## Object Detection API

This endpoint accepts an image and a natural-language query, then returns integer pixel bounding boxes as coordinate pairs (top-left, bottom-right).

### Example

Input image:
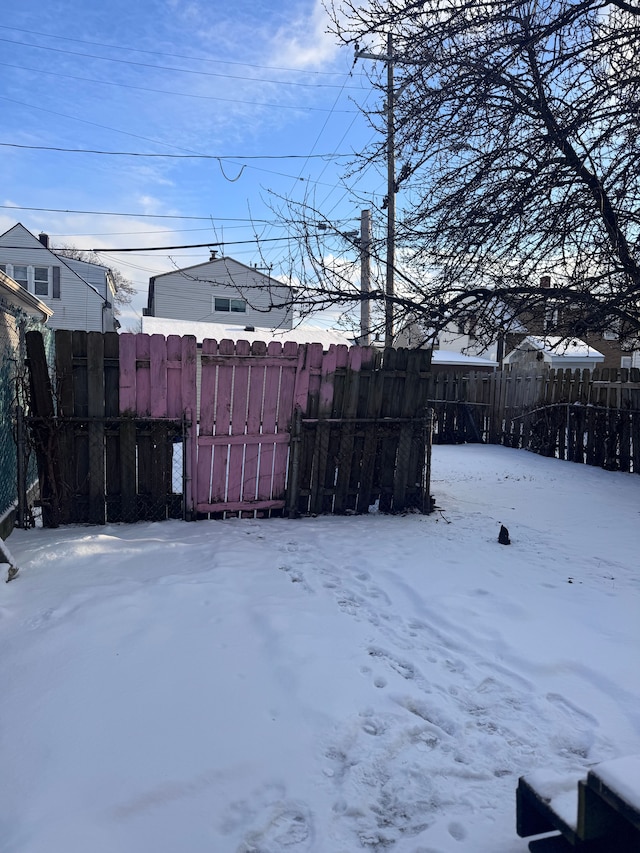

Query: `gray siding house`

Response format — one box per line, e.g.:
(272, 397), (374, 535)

(144, 255), (293, 330)
(0, 223), (118, 332)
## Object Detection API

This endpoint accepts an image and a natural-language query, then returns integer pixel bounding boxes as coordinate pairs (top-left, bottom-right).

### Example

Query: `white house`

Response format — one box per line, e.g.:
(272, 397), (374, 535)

(144, 255), (293, 330)
(0, 223), (118, 332)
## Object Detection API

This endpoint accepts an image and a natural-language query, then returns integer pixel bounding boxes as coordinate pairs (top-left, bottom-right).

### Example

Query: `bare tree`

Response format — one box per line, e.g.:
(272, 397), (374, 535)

(275, 0), (640, 348)
(56, 246), (135, 315)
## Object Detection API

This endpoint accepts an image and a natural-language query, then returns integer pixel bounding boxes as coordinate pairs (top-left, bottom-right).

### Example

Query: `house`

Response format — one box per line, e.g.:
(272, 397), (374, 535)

(144, 255), (293, 330)
(503, 335), (605, 371)
(0, 267), (52, 538)
(395, 278), (640, 370)
(504, 276), (639, 370)
(0, 223), (119, 332)
(395, 311), (501, 371)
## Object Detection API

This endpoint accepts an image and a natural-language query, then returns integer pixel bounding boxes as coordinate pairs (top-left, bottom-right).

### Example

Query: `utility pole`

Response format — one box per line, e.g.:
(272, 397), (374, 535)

(360, 208), (371, 345)
(356, 34), (396, 348)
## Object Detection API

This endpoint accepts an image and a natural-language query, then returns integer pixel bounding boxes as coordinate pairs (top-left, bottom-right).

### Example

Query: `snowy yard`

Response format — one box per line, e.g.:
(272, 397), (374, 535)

(1, 445), (639, 853)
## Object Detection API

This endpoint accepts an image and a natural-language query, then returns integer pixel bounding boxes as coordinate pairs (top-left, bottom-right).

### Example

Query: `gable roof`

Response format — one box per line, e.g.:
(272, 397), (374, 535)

(0, 223), (108, 303)
(0, 268), (52, 320)
(150, 255), (291, 289)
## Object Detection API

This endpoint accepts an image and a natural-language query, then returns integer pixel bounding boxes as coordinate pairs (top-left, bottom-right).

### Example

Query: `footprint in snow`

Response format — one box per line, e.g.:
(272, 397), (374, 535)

(238, 801), (313, 852)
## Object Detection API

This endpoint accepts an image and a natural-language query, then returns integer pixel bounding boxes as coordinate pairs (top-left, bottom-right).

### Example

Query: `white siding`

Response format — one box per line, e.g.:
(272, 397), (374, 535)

(149, 257), (293, 329)
(0, 224), (111, 332)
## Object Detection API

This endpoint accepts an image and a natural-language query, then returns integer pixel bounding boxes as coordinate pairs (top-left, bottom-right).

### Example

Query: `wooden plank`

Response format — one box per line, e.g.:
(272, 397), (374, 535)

(181, 335), (198, 518)
(196, 338), (218, 509)
(333, 346), (362, 514)
(149, 334), (168, 418)
(150, 419), (169, 521)
(240, 341), (267, 509)
(197, 498), (285, 514)
(356, 347), (386, 514)
(295, 343), (325, 515)
(119, 419), (137, 523)
(87, 331), (106, 524)
(118, 333), (137, 414)
(226, 339), (250, 509)
(257, 341), (283, 505)
(309, 345), (338, 515)
(135, 334), (151, 417)
(71, 331), (90, 522)
(271, 340), (298, 510)
(54, 330), (74, 524)
(378, 347), (404, 512)
(209, 339), (235, 504)
(166, 335), (183, 419)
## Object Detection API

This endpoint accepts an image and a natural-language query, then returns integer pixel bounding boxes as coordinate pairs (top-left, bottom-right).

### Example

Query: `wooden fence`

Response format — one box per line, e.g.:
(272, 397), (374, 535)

(24, 331), (434, 526)
(291, 344), (433, 515)
(427, 366), (640, 472)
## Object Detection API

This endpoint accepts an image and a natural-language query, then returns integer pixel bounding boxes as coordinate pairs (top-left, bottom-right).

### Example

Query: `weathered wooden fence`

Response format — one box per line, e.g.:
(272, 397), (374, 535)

(427, 367), (640, 472)
(24, 331), (434, 526)
(26, 330), (194, 526)
(290, 344), (433, 515)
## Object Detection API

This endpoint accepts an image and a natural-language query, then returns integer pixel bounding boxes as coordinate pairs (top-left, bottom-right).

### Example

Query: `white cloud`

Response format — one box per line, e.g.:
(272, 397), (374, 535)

(267, 1), (341, 69)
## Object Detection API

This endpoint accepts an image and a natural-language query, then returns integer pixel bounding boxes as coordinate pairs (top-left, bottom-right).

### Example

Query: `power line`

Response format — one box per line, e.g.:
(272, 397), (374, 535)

(0, 204), (251, 220)
(0, 23), (363, 80)
(88, 236), (297, 253)
(0, 60), (356, 113)
(0, 35), (365, 89)
(0, 141), (350, 160)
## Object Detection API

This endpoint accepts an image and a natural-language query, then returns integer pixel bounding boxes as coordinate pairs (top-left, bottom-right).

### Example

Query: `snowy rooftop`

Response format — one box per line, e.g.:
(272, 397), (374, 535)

(525, 336), (604, 360)
(432, 349), (498, 367)
(141, 316), (354, 348)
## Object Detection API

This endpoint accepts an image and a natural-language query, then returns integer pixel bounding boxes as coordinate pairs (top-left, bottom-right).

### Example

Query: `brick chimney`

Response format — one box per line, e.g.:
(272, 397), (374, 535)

(38, 232), (49, 248)
(540, 275), (551, 288)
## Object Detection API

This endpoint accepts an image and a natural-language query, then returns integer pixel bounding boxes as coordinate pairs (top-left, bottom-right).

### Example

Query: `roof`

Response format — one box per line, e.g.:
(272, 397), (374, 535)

(0, 269), (52, 321)
(0, 223), (107, 303)
(432, 350), (498, 367)
(150, 255), (291, 289)
(508, 335), (604, 361)
(141, 316), (353, 348)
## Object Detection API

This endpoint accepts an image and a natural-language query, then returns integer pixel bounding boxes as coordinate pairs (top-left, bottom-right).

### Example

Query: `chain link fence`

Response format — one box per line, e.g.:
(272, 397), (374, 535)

(24, 415), (187, 527)
(1, 318), (53, 536)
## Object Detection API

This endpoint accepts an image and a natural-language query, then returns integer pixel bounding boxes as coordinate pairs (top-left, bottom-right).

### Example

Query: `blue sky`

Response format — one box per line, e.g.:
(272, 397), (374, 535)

(0, 0), (386, 328)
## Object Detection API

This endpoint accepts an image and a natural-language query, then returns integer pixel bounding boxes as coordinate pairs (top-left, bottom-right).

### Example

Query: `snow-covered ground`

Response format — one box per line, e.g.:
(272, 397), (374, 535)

(1, 445), (639, 853)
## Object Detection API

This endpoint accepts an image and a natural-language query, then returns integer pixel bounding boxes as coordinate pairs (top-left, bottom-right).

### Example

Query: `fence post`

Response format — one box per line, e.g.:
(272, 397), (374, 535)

(422, 407), (435, 514)
(15, 405), (26, 529)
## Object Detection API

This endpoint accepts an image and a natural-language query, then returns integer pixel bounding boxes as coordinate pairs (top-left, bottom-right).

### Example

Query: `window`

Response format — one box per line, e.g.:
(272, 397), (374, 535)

(214, 296), (246, 313)
(33, 266), (50, 297)
(0, 263), (60, 298)
(13, 265), (28, 290)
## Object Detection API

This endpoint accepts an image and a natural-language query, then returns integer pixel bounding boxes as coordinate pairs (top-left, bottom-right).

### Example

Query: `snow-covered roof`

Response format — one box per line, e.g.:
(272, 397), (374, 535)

(141, 316), (353, 348)
(432, 350), (498, 368)
(525, 336), (604, 359)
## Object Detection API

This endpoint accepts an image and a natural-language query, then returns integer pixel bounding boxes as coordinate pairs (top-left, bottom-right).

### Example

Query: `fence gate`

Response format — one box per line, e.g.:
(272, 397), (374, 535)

(190, 339), (300, 517)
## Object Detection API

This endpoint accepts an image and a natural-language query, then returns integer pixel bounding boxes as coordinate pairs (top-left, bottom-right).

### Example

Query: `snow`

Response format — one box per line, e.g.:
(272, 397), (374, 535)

(141, 316), (354, 348)
(522, 770), (585, 830)
(515, 336), (604, 360)
(431, 350), (498, 367)
(1, 444), (639, 853)
(591, 755), (640, 812)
